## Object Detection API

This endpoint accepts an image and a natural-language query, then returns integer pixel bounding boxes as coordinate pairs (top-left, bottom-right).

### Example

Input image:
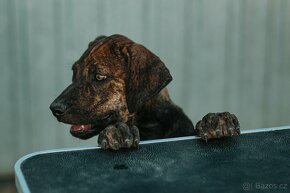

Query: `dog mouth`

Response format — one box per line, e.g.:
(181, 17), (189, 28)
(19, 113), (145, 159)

(69, 114), (112, 139)
(70, 124), (96, 139)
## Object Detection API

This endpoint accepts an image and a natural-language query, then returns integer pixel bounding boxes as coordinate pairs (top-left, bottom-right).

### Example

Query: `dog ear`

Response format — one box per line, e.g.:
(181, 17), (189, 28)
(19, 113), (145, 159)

(125, 44), (172, 112)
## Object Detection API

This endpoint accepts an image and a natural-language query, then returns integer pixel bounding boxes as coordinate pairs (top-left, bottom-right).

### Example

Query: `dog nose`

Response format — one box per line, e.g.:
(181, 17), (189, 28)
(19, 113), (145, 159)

(50, 102), (67, 117)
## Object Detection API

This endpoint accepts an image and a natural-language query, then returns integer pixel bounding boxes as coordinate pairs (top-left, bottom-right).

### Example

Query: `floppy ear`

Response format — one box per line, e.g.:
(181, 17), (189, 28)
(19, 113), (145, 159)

(125, 44), (172, 112)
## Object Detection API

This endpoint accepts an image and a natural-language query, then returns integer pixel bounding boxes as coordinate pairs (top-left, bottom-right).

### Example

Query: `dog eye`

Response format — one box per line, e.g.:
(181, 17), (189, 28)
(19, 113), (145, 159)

(95, 74), (107, 81)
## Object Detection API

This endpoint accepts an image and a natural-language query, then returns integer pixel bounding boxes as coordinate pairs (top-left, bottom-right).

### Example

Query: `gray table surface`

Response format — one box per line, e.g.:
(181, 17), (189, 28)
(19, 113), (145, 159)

(15, 126), (290, 193)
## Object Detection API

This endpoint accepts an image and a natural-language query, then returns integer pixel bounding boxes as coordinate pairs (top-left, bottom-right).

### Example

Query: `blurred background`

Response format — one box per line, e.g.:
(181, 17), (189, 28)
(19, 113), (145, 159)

(1, 0), (290, 192)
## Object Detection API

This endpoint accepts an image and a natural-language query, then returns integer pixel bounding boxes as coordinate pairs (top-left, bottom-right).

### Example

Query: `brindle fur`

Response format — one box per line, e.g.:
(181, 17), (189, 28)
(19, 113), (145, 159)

(50, 34), (240, 150)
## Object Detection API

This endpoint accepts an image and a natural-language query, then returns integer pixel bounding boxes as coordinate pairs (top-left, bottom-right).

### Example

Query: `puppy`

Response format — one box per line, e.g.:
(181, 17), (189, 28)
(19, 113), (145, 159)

(50, 34), (240, 150)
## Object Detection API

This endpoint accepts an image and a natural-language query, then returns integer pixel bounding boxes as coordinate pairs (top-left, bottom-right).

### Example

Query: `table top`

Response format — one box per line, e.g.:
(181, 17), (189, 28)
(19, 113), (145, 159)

(15, 126), (290, 193)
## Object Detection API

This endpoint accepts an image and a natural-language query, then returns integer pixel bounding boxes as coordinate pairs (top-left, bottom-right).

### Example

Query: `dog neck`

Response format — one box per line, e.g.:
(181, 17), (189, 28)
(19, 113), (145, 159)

(132, 88), (173, 139)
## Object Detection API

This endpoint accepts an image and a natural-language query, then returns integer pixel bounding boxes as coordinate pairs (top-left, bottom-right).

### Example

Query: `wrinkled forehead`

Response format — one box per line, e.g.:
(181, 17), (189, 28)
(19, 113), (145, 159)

(72, 35), (137, 79)
(72, 41), (126, 74)
(78, 40), (116, 64)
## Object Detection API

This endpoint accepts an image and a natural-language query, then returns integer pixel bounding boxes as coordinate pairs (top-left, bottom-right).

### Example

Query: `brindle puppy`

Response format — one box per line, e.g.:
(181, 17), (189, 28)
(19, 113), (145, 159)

(50, 34), (240, 150)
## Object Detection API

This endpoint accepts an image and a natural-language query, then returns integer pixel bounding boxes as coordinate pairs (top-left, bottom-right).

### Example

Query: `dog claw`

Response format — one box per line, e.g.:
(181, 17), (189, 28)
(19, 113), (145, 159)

(202, 133), (208, 142)
(133, 139), (139, 147)
(113, 141), (120, 150)
(215, 129), (222, 138)
(101, 140), (108, 149)
(124, 139), (131, 148)
(228, 128), (234, 136)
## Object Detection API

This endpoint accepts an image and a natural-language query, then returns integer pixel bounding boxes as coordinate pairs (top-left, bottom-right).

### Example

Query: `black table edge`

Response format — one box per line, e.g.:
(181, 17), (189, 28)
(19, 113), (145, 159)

(14, 125), (290, 193)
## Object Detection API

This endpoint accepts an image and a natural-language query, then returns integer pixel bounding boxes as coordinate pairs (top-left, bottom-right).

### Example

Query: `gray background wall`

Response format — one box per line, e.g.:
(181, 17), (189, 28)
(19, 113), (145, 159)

(0, 0), (290, 174)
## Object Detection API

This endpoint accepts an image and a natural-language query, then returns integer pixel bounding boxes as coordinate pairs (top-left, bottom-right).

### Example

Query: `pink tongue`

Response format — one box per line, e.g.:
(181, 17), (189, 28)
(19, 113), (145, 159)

(70, 124), (92, 132)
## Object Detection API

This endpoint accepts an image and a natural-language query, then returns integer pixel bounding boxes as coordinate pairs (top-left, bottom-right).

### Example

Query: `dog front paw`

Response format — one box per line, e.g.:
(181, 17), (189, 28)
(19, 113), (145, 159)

(195, 112), (240, 142)
(98, 123), (140, 150)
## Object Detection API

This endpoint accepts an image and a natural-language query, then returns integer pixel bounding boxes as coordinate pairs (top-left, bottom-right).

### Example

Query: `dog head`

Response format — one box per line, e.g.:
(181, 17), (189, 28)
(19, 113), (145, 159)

(50, 34), (172, 139)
